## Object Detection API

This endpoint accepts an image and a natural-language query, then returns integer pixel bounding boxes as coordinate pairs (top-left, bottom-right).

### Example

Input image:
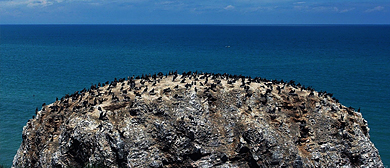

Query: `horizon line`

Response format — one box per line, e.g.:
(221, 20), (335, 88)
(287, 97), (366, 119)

(1, 23), (390, 26)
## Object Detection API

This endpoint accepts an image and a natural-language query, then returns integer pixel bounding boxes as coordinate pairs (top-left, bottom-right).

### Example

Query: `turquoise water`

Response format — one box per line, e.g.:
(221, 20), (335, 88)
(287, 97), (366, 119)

(1, 25), (389, 166)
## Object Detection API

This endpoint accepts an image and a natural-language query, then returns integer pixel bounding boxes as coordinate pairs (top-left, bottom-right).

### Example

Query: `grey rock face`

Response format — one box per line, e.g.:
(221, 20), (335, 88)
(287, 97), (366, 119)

(13, 72), (383, 167)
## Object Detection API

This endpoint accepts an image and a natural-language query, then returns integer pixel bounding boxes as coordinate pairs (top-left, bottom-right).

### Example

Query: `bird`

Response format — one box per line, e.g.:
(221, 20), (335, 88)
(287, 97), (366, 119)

(149, 88), (155, 95)
(134, 91), (142, 97)
(143, 86), (148, 93)
(164, 87), (171, 93)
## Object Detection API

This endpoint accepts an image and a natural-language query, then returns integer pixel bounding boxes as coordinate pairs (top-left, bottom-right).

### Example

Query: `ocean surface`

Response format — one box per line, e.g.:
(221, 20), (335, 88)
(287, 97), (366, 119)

(0, 25), (389, 166)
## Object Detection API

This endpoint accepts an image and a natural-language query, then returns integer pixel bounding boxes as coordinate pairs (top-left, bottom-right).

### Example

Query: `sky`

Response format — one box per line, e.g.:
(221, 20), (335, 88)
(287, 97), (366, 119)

(0, 0), (389, 24)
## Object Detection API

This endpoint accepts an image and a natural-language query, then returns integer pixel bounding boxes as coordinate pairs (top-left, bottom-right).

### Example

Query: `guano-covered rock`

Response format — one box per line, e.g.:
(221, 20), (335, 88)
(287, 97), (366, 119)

(13, 71), (384, 167)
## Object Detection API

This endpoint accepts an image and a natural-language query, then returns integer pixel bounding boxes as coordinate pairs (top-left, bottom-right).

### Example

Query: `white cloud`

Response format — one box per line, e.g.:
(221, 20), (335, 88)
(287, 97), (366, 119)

(0, 0), (28, 7)
(365, 6), (384, 13)
(0, 0), (56, 7)
(293, 2), (305, 5)
(294, 4), (356, 13)
(294, 5), (308, 10)
(243, 6), (277, 12)
(0, 0), (104, 8)
(224, 5), (235, 10)
(310, 6), (337, 12)
(339, 7), (355, 13)
(0, 0), (386, 16)
(156, 1), (174, 5)
(27, 0), (53, 7)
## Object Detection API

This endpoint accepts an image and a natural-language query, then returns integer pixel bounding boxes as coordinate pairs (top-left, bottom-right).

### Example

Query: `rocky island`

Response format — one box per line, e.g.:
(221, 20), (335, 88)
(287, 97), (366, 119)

(13, 71), (383, 167)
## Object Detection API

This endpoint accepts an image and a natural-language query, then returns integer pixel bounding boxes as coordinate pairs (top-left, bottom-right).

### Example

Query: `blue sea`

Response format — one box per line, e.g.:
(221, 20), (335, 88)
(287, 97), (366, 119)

(1, 25), (389, 166)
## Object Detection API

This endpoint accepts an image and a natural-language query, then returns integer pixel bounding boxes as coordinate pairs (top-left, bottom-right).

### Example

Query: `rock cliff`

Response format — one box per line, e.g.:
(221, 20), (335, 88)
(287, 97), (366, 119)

(13, 71), (383, 167)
